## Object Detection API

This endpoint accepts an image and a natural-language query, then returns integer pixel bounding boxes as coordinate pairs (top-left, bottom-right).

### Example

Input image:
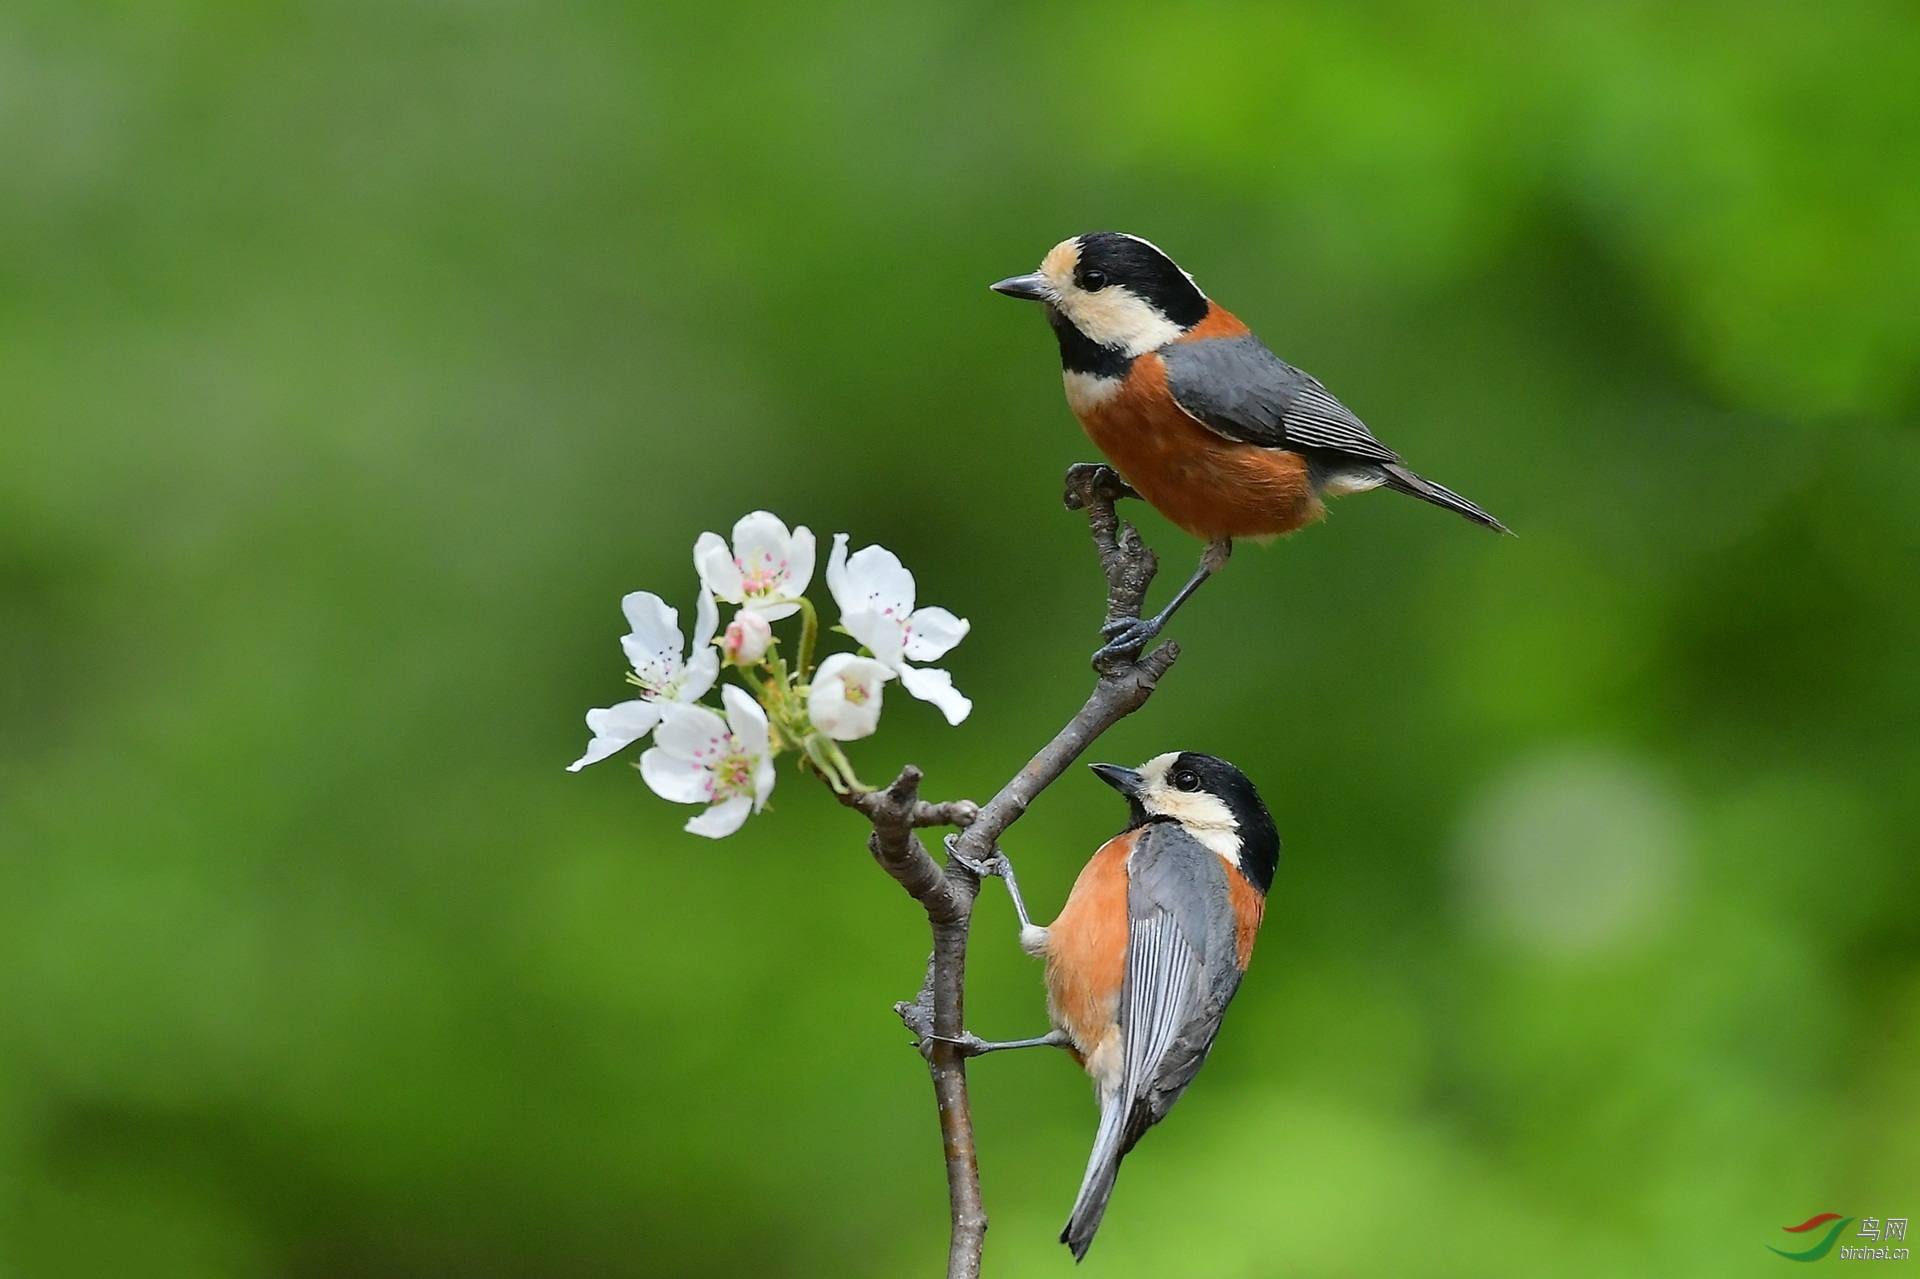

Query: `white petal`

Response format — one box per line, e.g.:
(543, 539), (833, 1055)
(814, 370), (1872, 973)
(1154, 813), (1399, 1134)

(786, 526), (816, 597)
(753, 599), (801, 622)
(902, 606), (970, 662)
(721, 684), (770, 757)
(685, 795), (753, 838)
(817, 652), (890, 683)
(652, 701), (729, 761)
(639, 744), (715, 803)
(825, 533), (852, 613)
(807, 679), (853, 739)
(677, 649), (720, 703)
(841, 608), (906, 669)
(843, 544), (916, 615)
(814, 652), (895, 685)
(566, 700), (663, 771)
(621, 633), (676, 681)
(751, 752), (777, 810)
(619, 592), (682, 664)
(816, 689), (882, 740)
(587, 699), (664, 741)
(808, 657), (888, 741)
(899, 664), (972, 725)
(731, 511), (793, 577)
(692, 586), (719, 651)
(694, 532), (744, 603)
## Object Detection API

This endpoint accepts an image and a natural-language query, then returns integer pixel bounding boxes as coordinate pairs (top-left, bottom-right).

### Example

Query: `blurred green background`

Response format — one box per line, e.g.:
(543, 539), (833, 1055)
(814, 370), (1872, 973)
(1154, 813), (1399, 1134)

(3, 2), (1917, 1275)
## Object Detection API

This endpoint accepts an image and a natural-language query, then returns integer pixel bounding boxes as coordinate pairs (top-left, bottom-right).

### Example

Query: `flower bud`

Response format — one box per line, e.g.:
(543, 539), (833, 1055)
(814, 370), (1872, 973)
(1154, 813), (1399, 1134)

(720, 609), (774, 664)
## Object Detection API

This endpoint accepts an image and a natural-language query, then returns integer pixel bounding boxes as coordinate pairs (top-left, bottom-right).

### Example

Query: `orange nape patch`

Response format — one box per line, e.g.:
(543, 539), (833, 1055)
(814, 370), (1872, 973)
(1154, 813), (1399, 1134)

(1074, 352), (1325, 542)
(1226, 868), (1265, 970)
(1044, 830), (1135, 1065)
(1173, 302), (1251, 341)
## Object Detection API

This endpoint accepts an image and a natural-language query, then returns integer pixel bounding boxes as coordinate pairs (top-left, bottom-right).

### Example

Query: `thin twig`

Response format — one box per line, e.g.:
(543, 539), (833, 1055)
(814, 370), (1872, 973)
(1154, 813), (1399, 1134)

(832, 463), (1177, 1279)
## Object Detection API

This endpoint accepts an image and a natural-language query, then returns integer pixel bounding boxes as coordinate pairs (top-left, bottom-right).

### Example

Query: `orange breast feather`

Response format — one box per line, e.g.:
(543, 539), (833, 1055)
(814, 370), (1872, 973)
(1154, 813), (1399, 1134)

(1227, 868), (1265, 970)
(1075, 352), (1324, 542)
(1044, 831), (1134, 1063)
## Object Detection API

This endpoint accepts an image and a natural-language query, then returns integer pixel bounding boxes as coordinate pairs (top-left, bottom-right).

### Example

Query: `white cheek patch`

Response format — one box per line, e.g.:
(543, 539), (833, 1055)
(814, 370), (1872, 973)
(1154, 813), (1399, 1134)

(1141, 779), (1246, 871)
(1057, 286), (1185, 358)
(1063, 370), (1123, 413)
(1150, 789), (1236, 831)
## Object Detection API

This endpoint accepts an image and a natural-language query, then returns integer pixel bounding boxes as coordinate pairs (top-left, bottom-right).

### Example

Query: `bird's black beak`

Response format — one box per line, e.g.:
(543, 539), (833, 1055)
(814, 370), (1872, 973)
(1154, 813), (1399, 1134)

(1090, 762), (1145, 799)
(990, 272), (1050, 302)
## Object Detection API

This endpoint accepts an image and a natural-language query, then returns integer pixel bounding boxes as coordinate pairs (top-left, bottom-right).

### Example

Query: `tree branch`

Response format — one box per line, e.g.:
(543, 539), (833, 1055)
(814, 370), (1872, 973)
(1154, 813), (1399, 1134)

(831, 464), (1178, 1278)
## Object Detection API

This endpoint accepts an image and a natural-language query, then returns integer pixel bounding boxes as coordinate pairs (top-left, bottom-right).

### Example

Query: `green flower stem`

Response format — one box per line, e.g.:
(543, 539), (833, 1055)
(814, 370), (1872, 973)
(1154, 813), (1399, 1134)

(765, 658), (805, 725)
(803, 735), (851, 793)
(822, 738), (868, 793)
(796, 596), (820, 680)
(745, 660), (820, 766)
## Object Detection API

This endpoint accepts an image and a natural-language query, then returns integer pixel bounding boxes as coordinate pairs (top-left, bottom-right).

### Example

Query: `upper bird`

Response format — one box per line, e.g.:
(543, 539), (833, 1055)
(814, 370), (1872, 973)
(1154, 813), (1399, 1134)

(994, 232), (1510, 660)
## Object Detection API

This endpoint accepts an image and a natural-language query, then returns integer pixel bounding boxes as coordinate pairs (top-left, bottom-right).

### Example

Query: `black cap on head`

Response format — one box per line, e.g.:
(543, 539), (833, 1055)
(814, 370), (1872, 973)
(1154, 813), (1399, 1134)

(1073, 232), (1209, 329)
(1167, 752), (1282, 894)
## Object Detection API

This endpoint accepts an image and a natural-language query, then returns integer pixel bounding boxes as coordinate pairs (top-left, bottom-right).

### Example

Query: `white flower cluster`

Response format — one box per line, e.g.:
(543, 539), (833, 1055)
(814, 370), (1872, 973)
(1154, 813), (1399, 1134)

(569, 511), (971, 837)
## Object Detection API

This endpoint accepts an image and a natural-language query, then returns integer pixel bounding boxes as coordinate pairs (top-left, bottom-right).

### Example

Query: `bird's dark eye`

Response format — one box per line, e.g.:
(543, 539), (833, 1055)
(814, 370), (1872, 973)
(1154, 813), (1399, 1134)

(1079, 269), (1108, 292)
(1173, 769), (1200, 792)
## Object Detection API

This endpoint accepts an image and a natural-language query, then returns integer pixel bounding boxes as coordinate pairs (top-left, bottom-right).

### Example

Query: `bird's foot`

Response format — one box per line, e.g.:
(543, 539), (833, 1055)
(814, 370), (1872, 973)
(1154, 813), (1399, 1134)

(1063, 462), (1138, 512)
(1092, 613), (1165, 664)
(949, 837), (1046, 952)
(945, 839), (1005, 881)
(920, 1029), (1071, 1058)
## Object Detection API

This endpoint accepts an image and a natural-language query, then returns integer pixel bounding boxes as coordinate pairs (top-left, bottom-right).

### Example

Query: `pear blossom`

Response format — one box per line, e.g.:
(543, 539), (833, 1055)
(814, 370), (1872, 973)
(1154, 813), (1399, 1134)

(694, 511), (816, 621)
(566, 589), (719, 771)
(826, 534), (971, 725)
(639, 685), (777, 837)
(720, 609), (774, 665)
(621, 588), (719, 701)
(808, 653), (894, 741)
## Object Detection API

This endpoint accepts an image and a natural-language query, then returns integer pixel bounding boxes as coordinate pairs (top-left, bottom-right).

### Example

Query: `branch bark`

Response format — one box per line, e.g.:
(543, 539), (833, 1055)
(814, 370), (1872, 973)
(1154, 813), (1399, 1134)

(835, 464), (1178, 1278)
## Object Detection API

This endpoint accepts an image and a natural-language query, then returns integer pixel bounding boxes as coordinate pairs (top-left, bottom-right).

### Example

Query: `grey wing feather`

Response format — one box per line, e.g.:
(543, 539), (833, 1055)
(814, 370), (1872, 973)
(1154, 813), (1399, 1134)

(1116, 825), (1243, 1151)
(1120, 915), (1199, 1090)
(1161, 335), (1402, 464)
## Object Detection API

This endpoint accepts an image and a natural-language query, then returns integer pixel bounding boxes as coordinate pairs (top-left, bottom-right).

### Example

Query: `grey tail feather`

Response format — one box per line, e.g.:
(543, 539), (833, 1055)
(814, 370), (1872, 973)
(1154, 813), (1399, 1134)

(1061, 1100), (1129, 1262)
(1381, 463), (1513, 535)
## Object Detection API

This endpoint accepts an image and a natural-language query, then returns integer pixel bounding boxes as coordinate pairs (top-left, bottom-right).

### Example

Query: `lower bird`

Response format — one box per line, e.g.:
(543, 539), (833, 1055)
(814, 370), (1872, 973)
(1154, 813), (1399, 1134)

(994, 231), (1511, 661)
(952, 752), (1279, 1260)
